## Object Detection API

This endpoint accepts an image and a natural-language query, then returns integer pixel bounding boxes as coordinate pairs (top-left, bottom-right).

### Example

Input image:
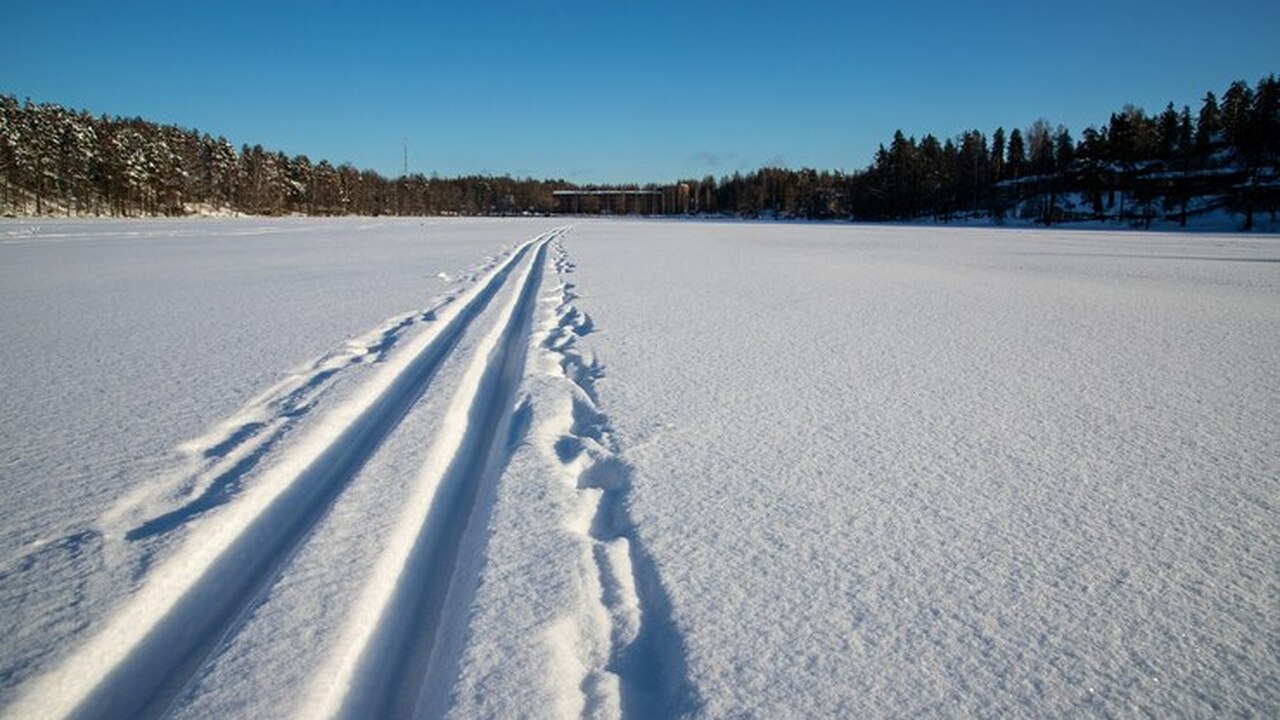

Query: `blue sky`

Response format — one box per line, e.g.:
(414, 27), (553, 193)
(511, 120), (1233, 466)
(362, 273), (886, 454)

(5, 1), (1277, 183)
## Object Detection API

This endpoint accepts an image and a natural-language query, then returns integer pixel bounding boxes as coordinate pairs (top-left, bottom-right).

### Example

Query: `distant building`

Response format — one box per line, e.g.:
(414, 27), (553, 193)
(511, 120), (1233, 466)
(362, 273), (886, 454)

(553, 189), (665, 215)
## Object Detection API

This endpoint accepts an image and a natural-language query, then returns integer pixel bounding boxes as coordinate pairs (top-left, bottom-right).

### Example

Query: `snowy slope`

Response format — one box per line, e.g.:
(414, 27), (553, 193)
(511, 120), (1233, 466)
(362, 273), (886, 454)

(1, 218), (1276, 719)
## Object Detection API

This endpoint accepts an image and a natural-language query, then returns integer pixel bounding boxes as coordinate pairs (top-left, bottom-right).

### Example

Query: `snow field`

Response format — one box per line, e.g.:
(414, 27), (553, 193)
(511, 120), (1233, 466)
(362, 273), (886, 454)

(3, 228), (556, 718)
(561, 221), (1278, 717)
(1, 218), (1276, 719)
(172, 231), (559, 720)
(443, 242), (698, 719)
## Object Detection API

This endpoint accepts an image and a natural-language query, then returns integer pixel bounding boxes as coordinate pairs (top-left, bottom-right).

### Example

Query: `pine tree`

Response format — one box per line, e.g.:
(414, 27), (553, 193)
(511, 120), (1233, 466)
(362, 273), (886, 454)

(956, 130), (988, 213)
(1196, 91), (1222, 150)
(1178, 106), (1193, 155)
(1221, 79), (1254, 150)
(1027, 119), (1055, 176)
(990, 127), (1006, 181)
(1054, 127), (1075, 168)
(1177, 105), (1194, 226)
(1245, 75), (1279, 162)
(1077, 127), (1106, 218)
(1158, 102), (1180, 160)
(0, 96), (19, 209)
(1006, 128), (1025, 179)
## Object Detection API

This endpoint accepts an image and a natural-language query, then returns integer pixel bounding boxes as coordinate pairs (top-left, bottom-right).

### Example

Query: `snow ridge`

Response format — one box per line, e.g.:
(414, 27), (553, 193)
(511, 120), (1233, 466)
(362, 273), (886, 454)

(89, 249), (510, 554)
(3, 230), (554, 720)
(542, 241), (702, 718)
(114, 300), (456, 543)
(0, 260), (492, 582)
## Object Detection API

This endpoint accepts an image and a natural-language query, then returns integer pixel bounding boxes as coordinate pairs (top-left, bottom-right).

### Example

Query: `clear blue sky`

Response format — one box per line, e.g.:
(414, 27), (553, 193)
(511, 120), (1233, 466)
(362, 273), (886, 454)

(5, 1), (1277, 184)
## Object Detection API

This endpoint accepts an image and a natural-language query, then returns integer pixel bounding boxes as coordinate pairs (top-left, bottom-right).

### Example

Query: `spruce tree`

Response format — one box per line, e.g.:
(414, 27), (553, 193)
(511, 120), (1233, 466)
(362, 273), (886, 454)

(1178, 106), (1194, 155)
(1197, 91), (1221, 150)
(1054, 127), (1075, 168)
(1158, 102), (1180, 159)
(1006, 128), (1025, 179)
(990, 127), (1006, 181)
(1221, 80), (1255, 150)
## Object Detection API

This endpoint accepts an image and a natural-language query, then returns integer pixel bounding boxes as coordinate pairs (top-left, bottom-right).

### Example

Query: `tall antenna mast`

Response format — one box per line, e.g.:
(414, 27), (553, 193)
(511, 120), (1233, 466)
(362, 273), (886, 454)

(402, 136), (409, 177)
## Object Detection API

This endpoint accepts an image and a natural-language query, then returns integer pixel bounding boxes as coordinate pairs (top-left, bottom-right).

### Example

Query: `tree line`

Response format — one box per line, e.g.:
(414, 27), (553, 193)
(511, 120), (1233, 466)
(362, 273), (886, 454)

(2, 75), (1277, 227)
(0, 96), (572, 217)
(676, 75), (1278, 229)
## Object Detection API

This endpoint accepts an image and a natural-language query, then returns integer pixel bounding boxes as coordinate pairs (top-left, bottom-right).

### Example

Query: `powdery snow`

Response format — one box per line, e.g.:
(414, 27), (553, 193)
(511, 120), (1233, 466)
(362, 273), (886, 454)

(0, 217), (551, 708)
(552, 221), (1279, 717)
(0, 217), (1276, 719)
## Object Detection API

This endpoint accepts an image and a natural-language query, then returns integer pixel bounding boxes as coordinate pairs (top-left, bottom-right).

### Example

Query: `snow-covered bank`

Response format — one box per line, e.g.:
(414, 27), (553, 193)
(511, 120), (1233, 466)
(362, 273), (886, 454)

(892, 201), (1280, 234)
(662, 202), (1279, 234)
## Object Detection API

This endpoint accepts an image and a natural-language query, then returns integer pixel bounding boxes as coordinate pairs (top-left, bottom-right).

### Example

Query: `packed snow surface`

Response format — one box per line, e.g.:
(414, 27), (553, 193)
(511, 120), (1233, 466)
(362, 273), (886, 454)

(0, 218), (1276, 718)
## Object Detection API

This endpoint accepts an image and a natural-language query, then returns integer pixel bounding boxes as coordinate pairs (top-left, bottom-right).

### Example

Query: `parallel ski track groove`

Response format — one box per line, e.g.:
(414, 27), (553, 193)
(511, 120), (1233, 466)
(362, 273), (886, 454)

(5, 230), (560, 720)
(306, 233), (555, 719)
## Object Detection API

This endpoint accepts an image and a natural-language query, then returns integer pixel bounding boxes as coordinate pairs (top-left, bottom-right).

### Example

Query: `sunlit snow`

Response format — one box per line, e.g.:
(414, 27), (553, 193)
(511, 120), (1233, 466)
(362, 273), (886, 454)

(1, 218), (1275, 718)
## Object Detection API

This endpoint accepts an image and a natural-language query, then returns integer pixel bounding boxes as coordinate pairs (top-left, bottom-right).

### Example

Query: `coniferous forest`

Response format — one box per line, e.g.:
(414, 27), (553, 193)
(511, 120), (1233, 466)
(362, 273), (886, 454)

(2, 75), (1277, 228)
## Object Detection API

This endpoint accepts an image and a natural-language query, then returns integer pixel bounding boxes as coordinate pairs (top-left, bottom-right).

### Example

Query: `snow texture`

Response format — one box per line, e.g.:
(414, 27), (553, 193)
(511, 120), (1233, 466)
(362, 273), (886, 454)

(560, 221), (1279, 718)
(0, 217), (1276, 719)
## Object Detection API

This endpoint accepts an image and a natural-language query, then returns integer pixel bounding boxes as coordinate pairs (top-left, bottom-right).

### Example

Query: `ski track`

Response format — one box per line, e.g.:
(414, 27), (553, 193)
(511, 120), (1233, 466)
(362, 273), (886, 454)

(300, 230), (555, 719)
(3, 227), (566, 720)
(540, 241), (702, 719)
(3, 254), (501, 577)
(115, 298), (460, 544)
(2, 224), (703, 720)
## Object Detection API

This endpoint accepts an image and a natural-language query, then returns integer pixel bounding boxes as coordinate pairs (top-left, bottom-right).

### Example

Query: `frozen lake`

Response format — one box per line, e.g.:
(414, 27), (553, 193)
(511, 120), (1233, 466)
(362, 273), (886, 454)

(1, 218), (1276, 718)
